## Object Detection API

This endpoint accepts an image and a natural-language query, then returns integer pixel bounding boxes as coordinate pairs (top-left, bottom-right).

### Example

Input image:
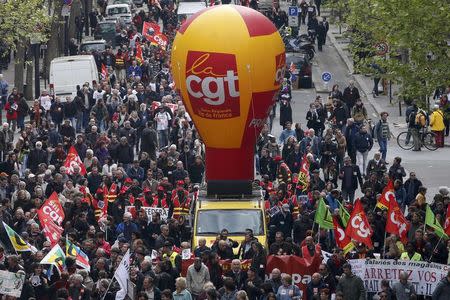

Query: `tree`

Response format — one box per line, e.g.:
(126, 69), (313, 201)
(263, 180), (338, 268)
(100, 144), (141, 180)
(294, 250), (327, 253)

(0, 0), (50, 93)
(345, 0), (450, 106)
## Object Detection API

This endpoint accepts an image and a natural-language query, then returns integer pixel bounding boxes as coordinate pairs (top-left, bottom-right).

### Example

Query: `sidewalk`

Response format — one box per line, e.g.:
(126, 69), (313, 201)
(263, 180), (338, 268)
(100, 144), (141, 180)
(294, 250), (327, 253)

(326, 23), (450, 146)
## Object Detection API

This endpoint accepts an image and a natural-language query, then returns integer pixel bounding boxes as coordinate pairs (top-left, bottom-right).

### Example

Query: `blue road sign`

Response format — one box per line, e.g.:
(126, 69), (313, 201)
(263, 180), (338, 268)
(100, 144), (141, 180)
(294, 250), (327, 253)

(321, 71), (332, 82)
(288, 6), (299, 17)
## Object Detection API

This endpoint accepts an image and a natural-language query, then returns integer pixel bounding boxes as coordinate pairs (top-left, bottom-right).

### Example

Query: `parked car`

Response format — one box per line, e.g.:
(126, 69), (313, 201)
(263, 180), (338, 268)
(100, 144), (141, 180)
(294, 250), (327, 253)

(79, 40), (107, 54)
(286, 53), (313, 89)
(94, 21), (119, 47)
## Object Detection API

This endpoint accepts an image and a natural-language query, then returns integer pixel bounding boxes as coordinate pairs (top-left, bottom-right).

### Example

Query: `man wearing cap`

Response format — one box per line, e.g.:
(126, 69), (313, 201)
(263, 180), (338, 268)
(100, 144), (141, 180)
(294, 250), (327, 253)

(171, 180), (190, 213)
(115, 212), (139, 243)
(162, 240), (182, 276)
(149, 186), (167, 208)
(270, 203), (293, 239)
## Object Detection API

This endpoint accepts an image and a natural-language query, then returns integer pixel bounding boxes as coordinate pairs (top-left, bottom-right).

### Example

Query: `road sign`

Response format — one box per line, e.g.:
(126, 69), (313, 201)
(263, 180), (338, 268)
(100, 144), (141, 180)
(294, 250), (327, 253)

(374, 41), (389, 56)
(288, 6), (299, 16)
(288, 6), (299, 27)
(321, 71), (332, 82)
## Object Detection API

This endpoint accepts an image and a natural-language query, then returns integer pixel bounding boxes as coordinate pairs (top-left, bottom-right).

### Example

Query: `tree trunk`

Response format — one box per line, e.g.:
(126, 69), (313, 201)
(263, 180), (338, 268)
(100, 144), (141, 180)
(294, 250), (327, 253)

(25, 46), (34, 100)
(69, 0), (82, 40)
(14, 43), (25, 93)
(45, 0), (63, 79)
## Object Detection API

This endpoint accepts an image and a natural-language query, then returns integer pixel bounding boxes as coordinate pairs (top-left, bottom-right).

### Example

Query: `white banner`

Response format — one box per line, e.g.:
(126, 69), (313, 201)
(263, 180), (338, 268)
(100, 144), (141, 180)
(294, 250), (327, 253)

(0, 270), (25, 297)
(349, 259), (449, 296)
(125, 206), (169, 221)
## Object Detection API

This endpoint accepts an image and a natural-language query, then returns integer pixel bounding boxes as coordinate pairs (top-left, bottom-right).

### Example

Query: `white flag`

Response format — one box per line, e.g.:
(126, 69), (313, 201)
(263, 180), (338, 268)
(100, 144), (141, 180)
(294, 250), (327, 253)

(114, 249), (130, 300)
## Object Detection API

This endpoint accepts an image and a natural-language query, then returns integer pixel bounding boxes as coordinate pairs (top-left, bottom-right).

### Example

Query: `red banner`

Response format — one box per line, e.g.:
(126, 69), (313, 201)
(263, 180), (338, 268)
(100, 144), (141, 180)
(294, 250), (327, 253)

(38, 209), (63, 246)
(181, 255), (320, 295)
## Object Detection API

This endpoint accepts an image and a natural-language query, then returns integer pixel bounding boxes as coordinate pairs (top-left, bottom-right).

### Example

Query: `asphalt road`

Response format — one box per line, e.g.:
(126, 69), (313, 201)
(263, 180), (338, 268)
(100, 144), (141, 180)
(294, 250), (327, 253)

(271, 20), (450, 200)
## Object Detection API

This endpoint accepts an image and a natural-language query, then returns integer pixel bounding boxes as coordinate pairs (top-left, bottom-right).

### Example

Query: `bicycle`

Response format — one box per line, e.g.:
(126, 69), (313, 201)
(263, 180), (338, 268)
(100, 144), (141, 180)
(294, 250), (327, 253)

(397, 127), (438, 151)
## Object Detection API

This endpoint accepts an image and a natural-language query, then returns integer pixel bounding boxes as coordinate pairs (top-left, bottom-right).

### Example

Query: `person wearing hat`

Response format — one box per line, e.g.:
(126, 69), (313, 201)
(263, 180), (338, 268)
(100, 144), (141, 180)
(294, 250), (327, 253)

(151, 185), (168, 208)
(430, 104), (445, 147)
(270, 203), (293, 239)
(171, 180), (191, 220)
(162, 240), (182, 276)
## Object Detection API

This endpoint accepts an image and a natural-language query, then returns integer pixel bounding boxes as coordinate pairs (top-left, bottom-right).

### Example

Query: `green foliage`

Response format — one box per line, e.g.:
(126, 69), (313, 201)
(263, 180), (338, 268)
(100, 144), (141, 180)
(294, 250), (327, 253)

(344, 0), (450, 103)
(0, 0), (51, 49)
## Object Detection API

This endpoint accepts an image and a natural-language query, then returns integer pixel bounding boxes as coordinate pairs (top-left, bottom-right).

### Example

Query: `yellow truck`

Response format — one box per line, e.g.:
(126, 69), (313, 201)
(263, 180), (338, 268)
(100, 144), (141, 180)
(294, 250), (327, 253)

(192, 189), (267, 254)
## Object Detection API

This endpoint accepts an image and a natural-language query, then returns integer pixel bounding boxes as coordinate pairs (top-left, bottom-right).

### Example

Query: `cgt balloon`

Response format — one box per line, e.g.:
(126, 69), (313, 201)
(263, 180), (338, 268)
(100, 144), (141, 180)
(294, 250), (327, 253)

(171, 5), (285, 195)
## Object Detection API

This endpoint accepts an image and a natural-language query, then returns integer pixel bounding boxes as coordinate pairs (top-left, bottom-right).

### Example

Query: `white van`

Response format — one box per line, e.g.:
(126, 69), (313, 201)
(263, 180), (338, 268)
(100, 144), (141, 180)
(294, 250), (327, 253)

(105, 4), (132, 24)
(49, 55), (99, 98)
(177, 1), (207, 23)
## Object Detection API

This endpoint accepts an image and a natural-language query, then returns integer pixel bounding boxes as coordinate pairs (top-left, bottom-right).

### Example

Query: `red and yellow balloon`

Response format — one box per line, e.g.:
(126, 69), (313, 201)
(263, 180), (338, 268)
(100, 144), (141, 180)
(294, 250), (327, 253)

(171, 5), (285, 194)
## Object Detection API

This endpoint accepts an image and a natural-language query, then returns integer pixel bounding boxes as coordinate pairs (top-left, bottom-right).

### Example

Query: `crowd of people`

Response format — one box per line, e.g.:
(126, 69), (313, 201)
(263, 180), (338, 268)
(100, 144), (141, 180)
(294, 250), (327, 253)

(0, 0), (449, 300)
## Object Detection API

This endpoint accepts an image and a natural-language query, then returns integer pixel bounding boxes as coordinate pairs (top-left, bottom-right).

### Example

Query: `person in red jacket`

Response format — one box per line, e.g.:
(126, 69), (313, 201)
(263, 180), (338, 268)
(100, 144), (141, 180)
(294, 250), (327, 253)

(151, 186), (168, 208)
(4, 90), (18, 132)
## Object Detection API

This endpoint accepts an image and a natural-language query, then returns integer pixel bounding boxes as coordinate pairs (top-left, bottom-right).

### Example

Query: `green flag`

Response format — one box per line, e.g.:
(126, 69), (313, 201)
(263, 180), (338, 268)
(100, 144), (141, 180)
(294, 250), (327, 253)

(315, 198), (334, 229)
(338, 200), (351, 227)
(425, 205), (449, 239)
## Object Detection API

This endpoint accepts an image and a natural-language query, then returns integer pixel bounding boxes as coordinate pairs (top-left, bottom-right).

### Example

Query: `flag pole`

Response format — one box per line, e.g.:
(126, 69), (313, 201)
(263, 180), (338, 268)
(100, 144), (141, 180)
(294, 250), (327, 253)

(317, 224), (320, 243)
(101, 276), (116, 300)
(382, 231), (387, 259)
(428, 235), (443, 263)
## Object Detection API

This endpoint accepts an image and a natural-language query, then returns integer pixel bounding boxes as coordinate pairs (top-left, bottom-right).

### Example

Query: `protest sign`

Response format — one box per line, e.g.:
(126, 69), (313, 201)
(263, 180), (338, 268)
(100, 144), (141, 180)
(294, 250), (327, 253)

(0, 270), (25, 297)
(125, 206), (169, 221)
(349, 259), (449, 296)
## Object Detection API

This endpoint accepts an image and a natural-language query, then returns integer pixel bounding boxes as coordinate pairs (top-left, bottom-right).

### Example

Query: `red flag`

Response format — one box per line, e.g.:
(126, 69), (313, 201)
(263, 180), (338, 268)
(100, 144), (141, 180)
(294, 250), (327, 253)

(135, 41), (144, 64)
(345, 199), (374, 248)
(142, 21), (161, 42)
(64, 146), (86, 175)
(445, 205), (450, 236)
(153, 33), (168, 51)
(38, 209), (63, 246)
(333, 217), (354, 254)
(38, 192), (65, 226)
(376, 179), (395, 210)
(296, 155), (310, 192)
(101, 63), (108, 81)
(386, 196), (410, 244)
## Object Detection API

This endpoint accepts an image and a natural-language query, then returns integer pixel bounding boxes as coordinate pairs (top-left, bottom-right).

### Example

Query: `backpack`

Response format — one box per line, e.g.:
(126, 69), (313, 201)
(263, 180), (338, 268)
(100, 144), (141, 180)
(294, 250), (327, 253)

(415, 111), (427, 127)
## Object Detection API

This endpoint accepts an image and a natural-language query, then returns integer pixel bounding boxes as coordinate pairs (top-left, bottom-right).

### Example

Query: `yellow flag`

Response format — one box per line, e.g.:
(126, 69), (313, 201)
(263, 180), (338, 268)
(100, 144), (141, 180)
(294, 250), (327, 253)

(2, 221), (32, 252)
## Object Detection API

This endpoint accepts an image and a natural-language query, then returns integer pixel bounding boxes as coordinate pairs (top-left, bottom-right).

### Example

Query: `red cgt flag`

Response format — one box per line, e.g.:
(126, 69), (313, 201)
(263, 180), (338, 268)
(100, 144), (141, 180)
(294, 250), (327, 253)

(142, 21), (161, 42)
(64, 146), (86, 175)
(38, 209), (64, 246)
(345, 199), (374, 248)
(445, 205), (450, 236)
(385, 196), (410, 244)
(38, 192), (65, 226)
(376, 179), (395, 210)
(333, 217), (354, 254)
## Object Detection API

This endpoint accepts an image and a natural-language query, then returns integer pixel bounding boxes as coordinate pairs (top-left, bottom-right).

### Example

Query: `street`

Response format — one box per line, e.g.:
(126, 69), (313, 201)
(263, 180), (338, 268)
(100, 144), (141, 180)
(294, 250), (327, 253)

(270, 5), (450, 199)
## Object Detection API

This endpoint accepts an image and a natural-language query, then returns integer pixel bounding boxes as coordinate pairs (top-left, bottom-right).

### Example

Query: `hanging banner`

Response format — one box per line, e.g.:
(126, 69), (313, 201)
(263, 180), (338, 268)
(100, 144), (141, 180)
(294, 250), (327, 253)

(349, 259), (449, 296)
